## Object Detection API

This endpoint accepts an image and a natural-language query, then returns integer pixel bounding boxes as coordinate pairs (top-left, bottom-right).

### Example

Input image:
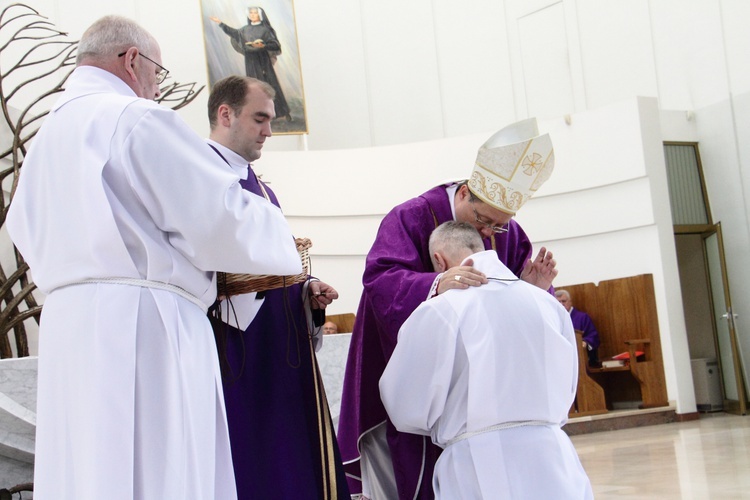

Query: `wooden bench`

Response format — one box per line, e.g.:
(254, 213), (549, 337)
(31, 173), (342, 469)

(570, 330), (608, 416)
(564, 274), (669, 415)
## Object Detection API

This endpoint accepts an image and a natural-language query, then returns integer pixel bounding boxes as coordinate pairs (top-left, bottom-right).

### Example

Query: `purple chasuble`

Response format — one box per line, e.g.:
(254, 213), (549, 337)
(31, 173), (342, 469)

(337, 183), (534, 499)
(216, 168), (350, 499)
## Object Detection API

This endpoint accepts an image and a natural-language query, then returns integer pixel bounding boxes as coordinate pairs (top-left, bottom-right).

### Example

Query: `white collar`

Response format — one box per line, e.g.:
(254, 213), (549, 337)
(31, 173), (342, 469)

(459, 250), (517, 282)
(53, 66), (138, 111)
(445, 184), (458, 221)
(206, 139), (250, 180)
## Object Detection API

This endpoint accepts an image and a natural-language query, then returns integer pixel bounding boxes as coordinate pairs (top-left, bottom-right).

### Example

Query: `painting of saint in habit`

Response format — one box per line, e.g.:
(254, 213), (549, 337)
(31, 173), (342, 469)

(202, 1), (307, 134)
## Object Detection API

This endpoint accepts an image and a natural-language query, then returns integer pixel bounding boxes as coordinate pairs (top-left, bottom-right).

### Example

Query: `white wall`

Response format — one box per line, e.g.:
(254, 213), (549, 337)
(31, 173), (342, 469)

(698, 2), (750, 391)
(11, 1), (748, 147)
(6, 0), (750, 413)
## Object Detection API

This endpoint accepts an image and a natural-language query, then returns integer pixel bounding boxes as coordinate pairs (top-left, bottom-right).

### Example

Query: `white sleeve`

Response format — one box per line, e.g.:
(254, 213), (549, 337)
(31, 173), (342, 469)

(118, 105), (301, 276)
(379, 299), (458, 435)
(561, 311), (579, 401)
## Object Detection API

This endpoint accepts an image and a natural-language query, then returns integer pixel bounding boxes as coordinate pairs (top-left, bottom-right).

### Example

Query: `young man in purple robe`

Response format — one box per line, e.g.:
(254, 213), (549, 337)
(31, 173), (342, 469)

(206, 75), (350, 499)
(338, 118), (558, 499)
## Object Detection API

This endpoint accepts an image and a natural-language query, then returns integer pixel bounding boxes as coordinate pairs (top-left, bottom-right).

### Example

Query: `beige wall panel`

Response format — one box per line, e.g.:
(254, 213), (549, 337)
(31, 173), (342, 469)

(432, 0), (516, 136)
(358, 0), (444, 145)
(517, 3), (576, 119)
(291, 0), (372, 149)
(576, 0), (658, 110)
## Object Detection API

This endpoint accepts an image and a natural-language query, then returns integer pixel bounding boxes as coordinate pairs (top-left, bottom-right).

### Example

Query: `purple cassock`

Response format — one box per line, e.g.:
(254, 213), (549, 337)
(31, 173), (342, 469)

(570, 308), (601, 365)
(214, 169), (350, 500)
(337, 183), (535, 499)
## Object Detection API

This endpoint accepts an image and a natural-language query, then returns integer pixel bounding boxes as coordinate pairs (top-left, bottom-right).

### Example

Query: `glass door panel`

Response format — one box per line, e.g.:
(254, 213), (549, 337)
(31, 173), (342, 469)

(704, 226), (747, 414)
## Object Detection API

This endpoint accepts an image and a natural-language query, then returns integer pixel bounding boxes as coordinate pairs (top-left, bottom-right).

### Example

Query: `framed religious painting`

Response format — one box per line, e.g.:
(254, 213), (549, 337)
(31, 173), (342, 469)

(200, 0), (308, 134)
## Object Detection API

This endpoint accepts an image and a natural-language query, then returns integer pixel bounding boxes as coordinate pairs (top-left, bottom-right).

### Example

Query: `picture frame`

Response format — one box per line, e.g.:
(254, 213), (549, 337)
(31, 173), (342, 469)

(200, 0), (308, 134)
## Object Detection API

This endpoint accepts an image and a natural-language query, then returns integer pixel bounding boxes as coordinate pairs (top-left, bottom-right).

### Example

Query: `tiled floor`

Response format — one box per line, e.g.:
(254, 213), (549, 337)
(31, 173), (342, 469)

(570, 412), (750, 499)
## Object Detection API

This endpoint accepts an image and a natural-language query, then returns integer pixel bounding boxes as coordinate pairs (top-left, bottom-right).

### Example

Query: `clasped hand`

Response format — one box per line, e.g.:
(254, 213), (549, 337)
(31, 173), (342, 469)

(309, 280), (338, 309)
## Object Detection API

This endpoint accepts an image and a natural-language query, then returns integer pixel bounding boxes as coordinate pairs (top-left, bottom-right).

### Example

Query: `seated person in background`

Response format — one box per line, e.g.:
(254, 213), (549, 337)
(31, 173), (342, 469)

(380, 221), (593, 499)
(323, 321), (339, 335)
(555, 289), (601, 367)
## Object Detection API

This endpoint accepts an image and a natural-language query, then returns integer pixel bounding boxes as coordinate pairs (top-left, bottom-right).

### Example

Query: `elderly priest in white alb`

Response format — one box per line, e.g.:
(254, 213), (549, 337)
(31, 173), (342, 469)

(380, 221), (593, 499)
(5, 15), (301, 500)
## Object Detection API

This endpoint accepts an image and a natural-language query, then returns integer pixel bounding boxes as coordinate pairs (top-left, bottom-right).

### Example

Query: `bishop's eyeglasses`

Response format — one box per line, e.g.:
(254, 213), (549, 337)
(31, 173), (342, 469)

(118, 52), (170, 84)
(471, 202), (509, 234)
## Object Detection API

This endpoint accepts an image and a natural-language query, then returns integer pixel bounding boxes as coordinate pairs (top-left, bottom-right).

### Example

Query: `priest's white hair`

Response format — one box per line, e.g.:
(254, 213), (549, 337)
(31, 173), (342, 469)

(77, 15), (158, 65)
(429, 221), (484, 269)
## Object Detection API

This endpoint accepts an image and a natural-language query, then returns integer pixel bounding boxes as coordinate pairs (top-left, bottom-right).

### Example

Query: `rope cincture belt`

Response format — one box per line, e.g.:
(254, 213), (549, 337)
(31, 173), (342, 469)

(57, 277), (208, 313)
(446, 420), (553, 447)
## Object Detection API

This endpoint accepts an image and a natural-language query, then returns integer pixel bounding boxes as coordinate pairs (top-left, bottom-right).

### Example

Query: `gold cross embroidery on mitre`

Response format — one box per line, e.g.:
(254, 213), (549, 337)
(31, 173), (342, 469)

(522, 152), (543, 175)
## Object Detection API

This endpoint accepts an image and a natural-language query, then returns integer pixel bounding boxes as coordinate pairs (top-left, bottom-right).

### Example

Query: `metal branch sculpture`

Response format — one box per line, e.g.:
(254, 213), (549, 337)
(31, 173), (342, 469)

(0, 3), (205, 358)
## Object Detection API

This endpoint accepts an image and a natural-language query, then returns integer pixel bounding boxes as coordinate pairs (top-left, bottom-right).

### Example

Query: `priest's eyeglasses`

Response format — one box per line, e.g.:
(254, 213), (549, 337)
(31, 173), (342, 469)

(118, 52), (170, 84)
(471, 203), (508, 234)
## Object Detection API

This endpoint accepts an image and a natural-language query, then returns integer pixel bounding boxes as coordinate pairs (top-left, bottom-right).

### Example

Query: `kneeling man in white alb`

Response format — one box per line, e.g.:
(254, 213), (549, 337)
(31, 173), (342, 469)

(380, 221), (593, 499)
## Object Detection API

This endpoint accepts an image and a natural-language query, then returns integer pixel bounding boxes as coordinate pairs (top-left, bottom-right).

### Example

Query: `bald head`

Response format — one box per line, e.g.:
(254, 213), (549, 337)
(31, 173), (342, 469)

(322, 321), (338, 335)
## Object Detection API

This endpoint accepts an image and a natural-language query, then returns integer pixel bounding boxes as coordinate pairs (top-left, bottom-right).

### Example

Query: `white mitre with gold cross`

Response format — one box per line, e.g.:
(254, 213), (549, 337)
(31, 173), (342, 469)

(467, 117), (554, 215)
